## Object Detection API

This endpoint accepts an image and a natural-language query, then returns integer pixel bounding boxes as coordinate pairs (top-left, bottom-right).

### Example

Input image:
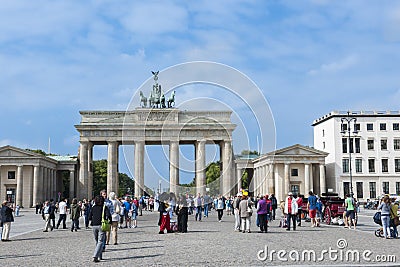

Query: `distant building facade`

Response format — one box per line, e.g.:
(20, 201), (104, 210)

(313, 110), (400, 201)
(0, 146), (77, 207)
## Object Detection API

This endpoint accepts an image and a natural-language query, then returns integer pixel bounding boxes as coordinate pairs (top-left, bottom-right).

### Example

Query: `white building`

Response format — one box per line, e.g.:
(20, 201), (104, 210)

(313, 110), (400, 201)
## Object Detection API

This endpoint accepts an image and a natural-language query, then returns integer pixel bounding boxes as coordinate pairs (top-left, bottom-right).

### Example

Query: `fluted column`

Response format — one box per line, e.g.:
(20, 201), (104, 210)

(69, 170), (75, 199)
(33, 165), (40, 207)
(304, 164), (310, 195)
(196, 140), (206, 196)
(319, 164), (326, 194)
(134, 141), (145, 197)
(222, 140), (233, 196)
(88, 142), (94, 199)
(274, 164), (281, 202)
(268, 164), (274, 194)
(236, 168), (244, 193)
(50, 169), (54, 200)
(16, 165), (23, 206)
(107, 141), (119, 196)
(284, 163), (290, 194)
(47, 168), (51, 199)
(169, 141), (179, 194)
(79, 142), (89, 199)
(39, 167), (44, 202)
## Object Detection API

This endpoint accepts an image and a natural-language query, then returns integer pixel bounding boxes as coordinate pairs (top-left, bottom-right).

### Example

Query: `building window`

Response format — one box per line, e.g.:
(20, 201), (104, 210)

(396, 159), (400, 173)
(291, 185), (299, 195)
(323, 141), (325, 149)
(355, 159), (362, 173)
(396, 182), (400, 195)
(342, 159), (349, 173)
(356, 182), (363, 199)
(355, 123), (361, 132)
(291, 169), (298, 177)
(383, 182), (389, 194)
(341, 124), (348, 132)
(370, 182), (376, 199)
(382, 159), (389, 172)
(8, 171), (16, 179)
(322, 129), (325, 137)
(368, 159), (375, 172)
(343, 182), (350, 197)
(349, 138), (354, 153)
(367, 123), (374, 131)
(367, 139), (374, 150)
(355, 138), (360, 153)
(394, 123), (399, 131)
(380, 123), (387, 131)
(342, 138), (347, 153)
(394, 139), (400, 150)
(381, 139), (387, 150)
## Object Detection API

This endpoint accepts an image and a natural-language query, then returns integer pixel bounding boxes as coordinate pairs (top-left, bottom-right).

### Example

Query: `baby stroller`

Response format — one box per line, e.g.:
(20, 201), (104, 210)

(373, 211), (397, 238)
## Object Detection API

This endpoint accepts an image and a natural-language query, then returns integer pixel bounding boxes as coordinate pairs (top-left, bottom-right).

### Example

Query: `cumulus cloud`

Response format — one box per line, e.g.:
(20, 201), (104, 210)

(307, 55), (359, 75)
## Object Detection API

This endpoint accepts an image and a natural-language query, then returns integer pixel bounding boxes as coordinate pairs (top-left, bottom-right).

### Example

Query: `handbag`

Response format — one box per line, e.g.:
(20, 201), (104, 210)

(101, 205), (111, 232)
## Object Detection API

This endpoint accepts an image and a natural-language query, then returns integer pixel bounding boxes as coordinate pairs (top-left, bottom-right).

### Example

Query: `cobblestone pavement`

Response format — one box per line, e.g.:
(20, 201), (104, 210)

(0, 208), (398, 266)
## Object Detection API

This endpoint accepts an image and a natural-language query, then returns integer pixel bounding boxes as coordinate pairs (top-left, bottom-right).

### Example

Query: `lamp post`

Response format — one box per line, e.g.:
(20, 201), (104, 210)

(341, 111), (358, 197)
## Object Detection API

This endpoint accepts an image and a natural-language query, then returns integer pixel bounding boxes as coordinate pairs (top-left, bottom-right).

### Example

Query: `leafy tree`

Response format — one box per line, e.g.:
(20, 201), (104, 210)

(118, 172), (135, 197)
(93, 159), (108, 195)
(240, 150), (259, 156)
(241, 170), (249, 189)
(206, 161), (221, 196)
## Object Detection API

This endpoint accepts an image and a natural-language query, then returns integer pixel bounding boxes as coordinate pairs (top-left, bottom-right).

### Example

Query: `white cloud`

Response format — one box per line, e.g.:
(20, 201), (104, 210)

(307, 55), (358, 75)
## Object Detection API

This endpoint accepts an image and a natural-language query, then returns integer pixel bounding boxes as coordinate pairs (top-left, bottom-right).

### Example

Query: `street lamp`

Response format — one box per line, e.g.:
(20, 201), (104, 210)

(341, 111), (358, 197)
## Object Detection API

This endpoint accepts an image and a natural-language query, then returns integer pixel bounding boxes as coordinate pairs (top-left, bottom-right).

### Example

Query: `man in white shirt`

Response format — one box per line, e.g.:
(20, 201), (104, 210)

(56, 199), (68, 229)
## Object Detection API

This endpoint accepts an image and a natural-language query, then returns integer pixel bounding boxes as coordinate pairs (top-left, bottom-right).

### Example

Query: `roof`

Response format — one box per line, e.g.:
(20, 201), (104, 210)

(48, 155), (78, 162)
(312, 110), (400, 126)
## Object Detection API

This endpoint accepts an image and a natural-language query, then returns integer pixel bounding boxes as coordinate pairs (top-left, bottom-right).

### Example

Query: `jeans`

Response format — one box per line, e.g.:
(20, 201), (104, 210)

(92, 225), (105, 259)
(382, 215), (391, 238)
(286, 213), (297, 230)
(195, 206), (202, 221)
(84, 214), (90, 228)
(258, 214), (268, 232)
(44, 214), (52, 231)
(271, 208), (276, 220)
(204, 204), (209, 217)
(57, 214), (67, 228)
(2, 222), (11, 240)
(217, 209), (223, 221)
(71, 219), (79, 231)
(234, 209), (241, 230)
(241, 217), (251, 231)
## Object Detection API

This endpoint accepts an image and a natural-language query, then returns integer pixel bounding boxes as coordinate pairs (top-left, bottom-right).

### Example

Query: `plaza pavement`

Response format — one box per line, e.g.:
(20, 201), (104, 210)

(0, 207), (398, 267)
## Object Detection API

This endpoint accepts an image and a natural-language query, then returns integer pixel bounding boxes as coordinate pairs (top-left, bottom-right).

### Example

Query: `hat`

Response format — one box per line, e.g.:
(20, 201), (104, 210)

(288, 192), (293, 196)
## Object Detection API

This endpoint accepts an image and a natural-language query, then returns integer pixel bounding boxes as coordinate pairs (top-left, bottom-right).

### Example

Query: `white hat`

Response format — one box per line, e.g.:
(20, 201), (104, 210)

(288, 192), (293, 196)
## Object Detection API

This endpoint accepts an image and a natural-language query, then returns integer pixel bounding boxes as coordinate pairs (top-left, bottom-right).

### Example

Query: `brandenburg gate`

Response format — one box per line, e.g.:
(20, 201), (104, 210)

(75, 73), (236, 199)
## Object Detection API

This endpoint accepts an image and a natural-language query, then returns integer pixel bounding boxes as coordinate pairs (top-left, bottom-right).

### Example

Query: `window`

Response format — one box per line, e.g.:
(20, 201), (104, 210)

(341, 124), (348, 132)
(394, 139), (400, 150)
(350, 138), (354, 153)
(355, 159), (362, 173)
(342, 138), (347, 153)
(395, 159), (400, 173)
(355, 123), (360, 132)
(322, 129), (325, 137)
(394, 123), (399, 131)
(343, 182), (350, 197)
(323, 142), (326, 149)
(356, 182), (363, 199)
(291, 169), (298, 177)
(370, 182), (376, 199)
(7, 171), (15, 179)
(367, 139), (374, 150)
(382, 159), (389, 172)
(396, 182), (400, 195)
(383, 182), (389, 194)
(355, 138), (360, 153)
(367, 123), (374, 131)
(291, 185), (299, 195)
(342, 159), (349, 173)
(381, 139), (387, 150)
(368, 159), (375, 172)
(380, 123), (387, 130)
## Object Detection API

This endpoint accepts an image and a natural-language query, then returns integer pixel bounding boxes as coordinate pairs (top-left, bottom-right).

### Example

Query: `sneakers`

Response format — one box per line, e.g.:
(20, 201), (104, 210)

(93, 257), (100, 262)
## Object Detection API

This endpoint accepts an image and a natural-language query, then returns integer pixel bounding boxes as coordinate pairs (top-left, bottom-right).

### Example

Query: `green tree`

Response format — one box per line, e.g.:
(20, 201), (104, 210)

(118, 172), (135, 197)
(240, 150), (259, 156)
(93, 159), (108, 196)
(206, 161), (221, 196)
(241, 170), (249, 189)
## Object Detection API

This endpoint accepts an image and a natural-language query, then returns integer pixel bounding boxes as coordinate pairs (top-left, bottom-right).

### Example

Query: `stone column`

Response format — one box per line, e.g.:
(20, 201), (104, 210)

(134, 141), (145, 197)
(222, 140), (233, 196)
(32, 165), (40, 207)
(274, 164), (281, 202)
(79, 142), (89, 199)
(304, 164), (310, 195)
(47, 168), (51, 200)
(310, 164), (314, 192)
(69, 170), (75, 199)
(268, 164), (274, 194)
(319, 164), (326, 194)
(88, 142), (94, 199)
(236, 168), (244, 193)
(16, 165), (23, 207)
(195, 140), (206, 196)
(284, 163), (290, 194)
(49, 169), (54, 200)
(39, 166), (44, 202)
(107, 141), (119, 196)
(169, 141), (179, 194)
(43, 167), (48, 200)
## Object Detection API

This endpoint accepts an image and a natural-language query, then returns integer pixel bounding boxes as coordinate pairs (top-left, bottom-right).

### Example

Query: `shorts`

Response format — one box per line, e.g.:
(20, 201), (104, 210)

(346, 210), (355, 220)
(309, 209), (317, 218)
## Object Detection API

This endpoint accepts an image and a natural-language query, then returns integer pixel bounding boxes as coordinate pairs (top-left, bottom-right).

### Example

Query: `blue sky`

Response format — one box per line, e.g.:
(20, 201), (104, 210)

(1, 1), (400, 189)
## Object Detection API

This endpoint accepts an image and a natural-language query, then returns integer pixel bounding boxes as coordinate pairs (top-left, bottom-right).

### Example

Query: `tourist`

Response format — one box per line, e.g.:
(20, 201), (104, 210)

(70, 198), (81, 232)
(378, 195), (392, 239)
(82, 198), (92, 229)
(49, 199), (56, 229)
(307, 191), (317, 227)
(233, 194), (242, 231)
(316, 196), (323, 227)
(89, 195), (111, 262)
(203, 193), (211, 217)
(176, 196), (188, 233)
(130, 198), (138, 228)
(295, 194), (303, 226)
(256, 195), (269, 233)
(15, 204), (20, 217)
(344, 194), (356, 229)
(390, 201), (399, 238)
(123, 196), (131, 228)
(118, 198), (125, 229)
(270, 194), (278, 221)
(194, 193), (203, 221)
(109, 192), (121, 245)
(238, 195), (253, 233)
(42, 200), (53, 232)
(148, 196), (154, 212)
(284, 192), (298, 231)
(216, 195), (225, 222)
(56, 198), (68, 229)
(1, 200), (14, 241)
(101, 190), (113, 246)
(158, 201), (172, 234)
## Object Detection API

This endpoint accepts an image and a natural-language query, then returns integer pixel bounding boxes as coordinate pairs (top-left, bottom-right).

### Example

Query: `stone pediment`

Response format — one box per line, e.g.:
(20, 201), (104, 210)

(271, 144), (328, 156)
(0, 145), (43, 158)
